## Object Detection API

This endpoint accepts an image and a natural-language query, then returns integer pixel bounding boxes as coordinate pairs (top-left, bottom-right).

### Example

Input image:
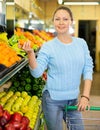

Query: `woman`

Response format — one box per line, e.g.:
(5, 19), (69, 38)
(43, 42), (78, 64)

(19, 6), (93, 130)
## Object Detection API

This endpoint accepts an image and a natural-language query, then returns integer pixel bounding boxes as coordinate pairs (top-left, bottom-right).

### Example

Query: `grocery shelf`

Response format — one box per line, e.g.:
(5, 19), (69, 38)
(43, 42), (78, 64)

(0, 59), (28, 86)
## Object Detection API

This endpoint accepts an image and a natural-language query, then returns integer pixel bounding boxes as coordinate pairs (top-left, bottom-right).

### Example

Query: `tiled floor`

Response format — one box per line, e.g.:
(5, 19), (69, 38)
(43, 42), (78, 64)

(64, 71), (100, 130)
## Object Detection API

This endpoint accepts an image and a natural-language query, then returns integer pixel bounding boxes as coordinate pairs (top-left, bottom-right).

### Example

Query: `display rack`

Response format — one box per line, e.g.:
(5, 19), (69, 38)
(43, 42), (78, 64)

(0, 59), (28, 86)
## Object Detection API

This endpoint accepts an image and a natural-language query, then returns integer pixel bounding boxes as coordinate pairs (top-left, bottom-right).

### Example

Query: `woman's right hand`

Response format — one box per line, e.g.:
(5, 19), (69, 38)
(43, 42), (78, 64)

(18, 40), (37, 70)
(18, 40), (33, 54)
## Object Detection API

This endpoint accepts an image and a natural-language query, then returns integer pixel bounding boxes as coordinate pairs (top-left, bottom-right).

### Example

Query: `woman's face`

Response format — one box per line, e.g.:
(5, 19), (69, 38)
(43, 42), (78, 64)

(53, 9), (72, 34)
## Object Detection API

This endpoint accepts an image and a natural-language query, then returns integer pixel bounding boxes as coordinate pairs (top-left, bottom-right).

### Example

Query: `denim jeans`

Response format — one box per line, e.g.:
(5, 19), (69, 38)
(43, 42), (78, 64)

(42, 90), (84, 130)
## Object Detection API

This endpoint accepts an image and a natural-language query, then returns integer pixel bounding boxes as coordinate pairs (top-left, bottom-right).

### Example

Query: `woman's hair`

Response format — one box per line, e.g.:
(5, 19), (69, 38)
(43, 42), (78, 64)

(52, 6), (73, 21)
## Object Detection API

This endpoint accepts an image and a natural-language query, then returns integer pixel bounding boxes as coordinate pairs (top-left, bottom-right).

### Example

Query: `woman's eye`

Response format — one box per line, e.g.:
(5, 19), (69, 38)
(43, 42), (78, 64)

(55, 18), (60, 21)
(54, 18), (69, 21)
(63, 18), (68, 21)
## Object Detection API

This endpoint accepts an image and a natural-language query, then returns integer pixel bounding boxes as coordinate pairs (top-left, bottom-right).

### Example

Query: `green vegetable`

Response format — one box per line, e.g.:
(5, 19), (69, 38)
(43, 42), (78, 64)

(8, 86), (17, 92)
(25, 84), (31, 91)
(21, 81), (26, 86)
(26, 78), (31, 83)
(18, 86), (24, 92)
(32, 84), (38, 91)
(8, 34), (19, 46)
(13, 81), (20, 87)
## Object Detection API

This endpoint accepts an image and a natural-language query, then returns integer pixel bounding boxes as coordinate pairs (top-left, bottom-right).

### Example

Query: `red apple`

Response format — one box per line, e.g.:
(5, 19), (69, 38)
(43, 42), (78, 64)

(4, 123), (15, 130)
(0, 126), (2, 130)
(21, 116), (30, 126)
(19, 116), (30, 130)
(19, 123), (27, 130)
(9, 121), (21, 129)
(10, 112), (22, 122)
(0, 116), (7, 126)
(3, 110), (11, 122)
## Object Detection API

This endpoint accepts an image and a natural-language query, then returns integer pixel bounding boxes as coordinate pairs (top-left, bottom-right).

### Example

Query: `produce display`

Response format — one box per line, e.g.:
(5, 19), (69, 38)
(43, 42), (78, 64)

(8, 65), (46, 98)
(0, 39), (21, 67)
(0, 29), (53, 78)
(0, 91), (42, 129)
(0, 29), (52, 129)
(8, 28), (53, 58)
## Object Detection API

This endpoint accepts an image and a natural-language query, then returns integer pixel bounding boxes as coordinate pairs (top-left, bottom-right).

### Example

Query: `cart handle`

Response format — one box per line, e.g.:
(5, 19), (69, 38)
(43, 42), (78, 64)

(65, 105), (100, 111)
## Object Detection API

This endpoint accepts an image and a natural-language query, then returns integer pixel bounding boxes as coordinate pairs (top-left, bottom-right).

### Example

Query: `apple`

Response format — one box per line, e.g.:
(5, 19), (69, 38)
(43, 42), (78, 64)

(0, 126), (2, 130)
(11, 112), (22, 122)
(4, 123), (15, 130)
(19, 123), (27, 130)
(9, 121), (21, 129)
(19, 116), (30, 130)
(0, 116), (7, 126)
(21, 116), (30, 126)
(3, 110), (11, 122)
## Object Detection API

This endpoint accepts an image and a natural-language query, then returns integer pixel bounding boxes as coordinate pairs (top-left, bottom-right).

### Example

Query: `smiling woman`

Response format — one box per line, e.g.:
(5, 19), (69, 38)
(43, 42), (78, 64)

(52, 6), (73, 44)
(18, 6), (93, 130)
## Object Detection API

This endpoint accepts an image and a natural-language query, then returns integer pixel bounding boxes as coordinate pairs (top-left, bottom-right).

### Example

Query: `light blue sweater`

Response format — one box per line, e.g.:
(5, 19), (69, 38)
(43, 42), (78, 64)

(29, 37), (93, 100)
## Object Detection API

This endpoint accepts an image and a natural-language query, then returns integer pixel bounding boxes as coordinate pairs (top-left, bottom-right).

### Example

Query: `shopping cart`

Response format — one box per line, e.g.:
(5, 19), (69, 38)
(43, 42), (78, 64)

(65, 105), (100, 130)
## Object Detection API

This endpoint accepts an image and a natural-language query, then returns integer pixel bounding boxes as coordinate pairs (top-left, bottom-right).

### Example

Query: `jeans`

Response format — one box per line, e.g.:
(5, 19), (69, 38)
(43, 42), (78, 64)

(42, 90), (84, 130)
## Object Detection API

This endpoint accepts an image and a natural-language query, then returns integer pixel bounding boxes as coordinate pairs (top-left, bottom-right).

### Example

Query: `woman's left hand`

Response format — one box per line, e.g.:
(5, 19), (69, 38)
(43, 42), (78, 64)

(77, 97), (90, 111)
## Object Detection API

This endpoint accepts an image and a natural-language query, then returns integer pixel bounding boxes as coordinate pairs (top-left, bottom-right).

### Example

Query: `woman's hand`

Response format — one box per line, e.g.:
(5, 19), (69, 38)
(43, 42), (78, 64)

(18, 40), (37, 69)
(18, 40), (33, 54)
(77, 96), (90, 111)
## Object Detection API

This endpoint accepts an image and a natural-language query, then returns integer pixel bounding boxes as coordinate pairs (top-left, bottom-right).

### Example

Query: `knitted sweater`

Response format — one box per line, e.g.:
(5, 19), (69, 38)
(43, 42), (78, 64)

(29, 37), (93, 100)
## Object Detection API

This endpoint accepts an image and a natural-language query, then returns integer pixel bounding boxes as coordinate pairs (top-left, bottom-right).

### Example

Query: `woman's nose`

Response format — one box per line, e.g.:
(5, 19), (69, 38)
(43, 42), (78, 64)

(59, 20), (64, 24)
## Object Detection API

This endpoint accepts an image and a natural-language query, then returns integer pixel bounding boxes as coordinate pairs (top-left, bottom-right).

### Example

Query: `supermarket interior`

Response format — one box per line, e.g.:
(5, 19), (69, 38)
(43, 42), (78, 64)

(0, 0), (100, 130)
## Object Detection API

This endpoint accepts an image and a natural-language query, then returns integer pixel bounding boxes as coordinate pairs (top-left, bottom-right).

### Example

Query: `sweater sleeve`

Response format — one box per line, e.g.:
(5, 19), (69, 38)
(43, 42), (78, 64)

(82, 39), (94, 80)
(29, 43), (50, 78)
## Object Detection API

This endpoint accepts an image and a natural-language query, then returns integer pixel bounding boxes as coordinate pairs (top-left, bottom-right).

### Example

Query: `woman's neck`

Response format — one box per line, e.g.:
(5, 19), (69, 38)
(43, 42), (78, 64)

(57, 34), (72, 44)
